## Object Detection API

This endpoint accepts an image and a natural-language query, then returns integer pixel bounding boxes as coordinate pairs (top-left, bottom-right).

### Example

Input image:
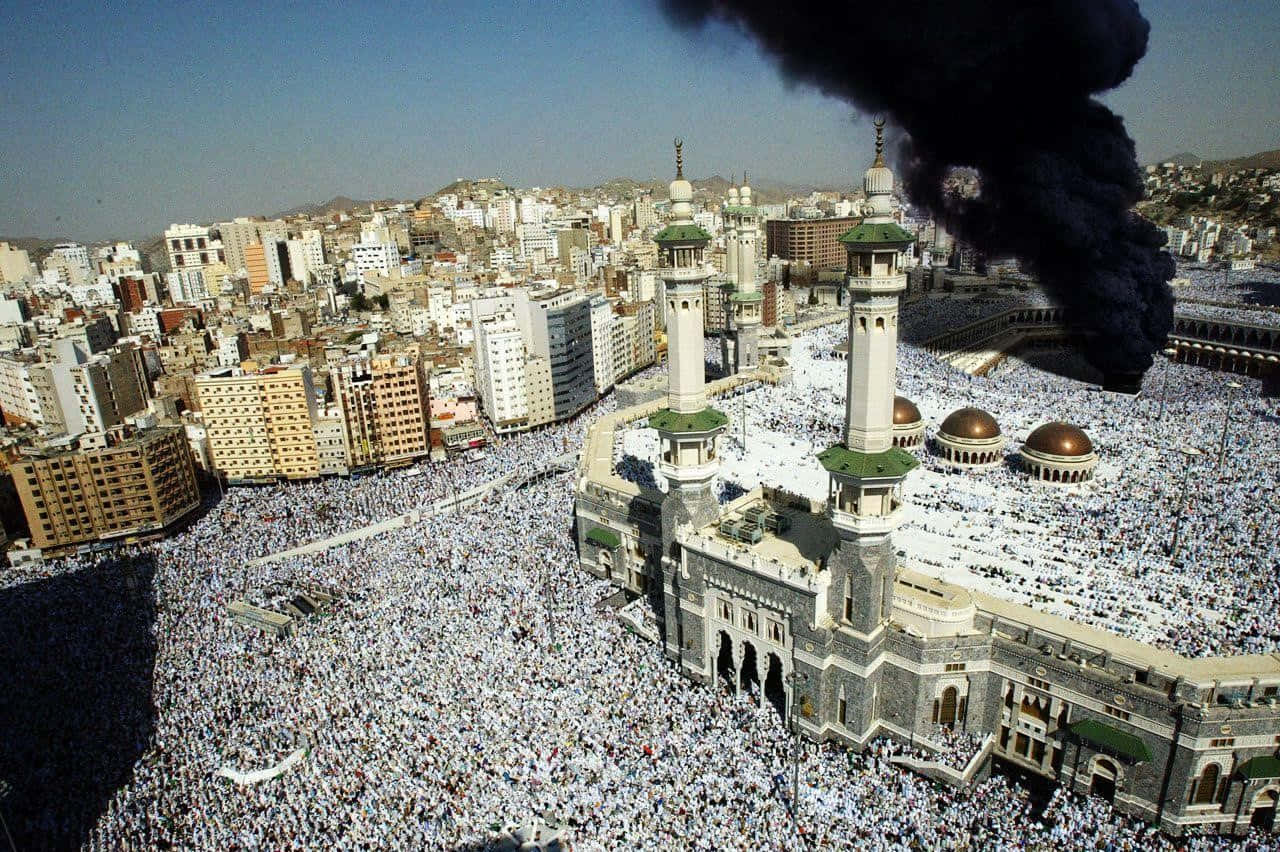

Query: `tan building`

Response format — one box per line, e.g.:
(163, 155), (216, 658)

(11, 426), (200, 551)
(765, 217), (859, 270)
(244, 242), (270, 295)
(331, 351), (431, 468)
(195, 364), (320, 481)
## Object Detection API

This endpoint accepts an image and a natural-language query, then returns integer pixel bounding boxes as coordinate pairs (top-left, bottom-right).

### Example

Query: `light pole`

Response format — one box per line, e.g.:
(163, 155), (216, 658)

(1217, 381), (1243, 474)
(786, 623), (809, 830)
(1168, 445), (1203, 559)
(1156, 347), (1178, 421)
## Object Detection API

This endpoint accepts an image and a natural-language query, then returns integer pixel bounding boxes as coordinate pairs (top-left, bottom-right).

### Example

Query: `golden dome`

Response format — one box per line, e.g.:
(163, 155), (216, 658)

(939, 407), (1000, 440)
(1024, 422), (1093, 457)
(893, 396), (922, 425)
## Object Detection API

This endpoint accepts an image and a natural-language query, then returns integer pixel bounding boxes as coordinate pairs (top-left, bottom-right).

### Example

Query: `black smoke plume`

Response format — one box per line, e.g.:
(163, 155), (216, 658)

(660, 0), (1175, 385)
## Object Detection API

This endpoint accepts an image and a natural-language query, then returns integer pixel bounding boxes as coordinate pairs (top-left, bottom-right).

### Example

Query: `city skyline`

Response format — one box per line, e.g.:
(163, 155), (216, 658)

(2, 0), (1277, 240)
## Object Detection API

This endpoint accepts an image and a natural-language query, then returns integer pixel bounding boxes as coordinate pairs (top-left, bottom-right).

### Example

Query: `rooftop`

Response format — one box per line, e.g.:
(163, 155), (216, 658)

(837, 221), (916, 247)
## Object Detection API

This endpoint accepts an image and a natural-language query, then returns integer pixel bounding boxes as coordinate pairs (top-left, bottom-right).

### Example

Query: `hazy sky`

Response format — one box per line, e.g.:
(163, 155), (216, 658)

(2, 0), (1276, 240)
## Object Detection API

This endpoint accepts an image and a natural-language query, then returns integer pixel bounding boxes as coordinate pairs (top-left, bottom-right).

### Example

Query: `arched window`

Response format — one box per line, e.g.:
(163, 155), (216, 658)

(875, 316), (885, 331)
(1192, 764), (1222, 805)
(939, 686), (958, 728)
(682, 300), (689, 310)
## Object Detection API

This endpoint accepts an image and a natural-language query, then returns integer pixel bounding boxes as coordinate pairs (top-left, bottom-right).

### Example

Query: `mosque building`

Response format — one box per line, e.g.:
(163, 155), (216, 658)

(573, 130), (1280, 837)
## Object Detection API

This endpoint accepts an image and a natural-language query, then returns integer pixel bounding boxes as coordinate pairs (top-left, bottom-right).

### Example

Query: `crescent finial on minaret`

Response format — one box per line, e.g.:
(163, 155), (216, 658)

(742, 170), (748, 186)
(873, 117), (886, 167)
(674, 138), (684, 178)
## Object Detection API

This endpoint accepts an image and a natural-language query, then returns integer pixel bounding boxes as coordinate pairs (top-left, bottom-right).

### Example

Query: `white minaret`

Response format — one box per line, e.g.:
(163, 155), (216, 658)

(818, 119), (919, 635)
(727, 173), (763, 372)
(651, 140), (727, 510)
(724, 180), (740, 284)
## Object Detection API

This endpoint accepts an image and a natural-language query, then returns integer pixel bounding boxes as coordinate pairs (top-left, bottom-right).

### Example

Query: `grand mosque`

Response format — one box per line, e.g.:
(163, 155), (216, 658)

(572, 129), (1280, 837)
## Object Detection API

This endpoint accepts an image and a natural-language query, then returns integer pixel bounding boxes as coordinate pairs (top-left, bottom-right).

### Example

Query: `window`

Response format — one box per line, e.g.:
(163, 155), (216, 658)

(1104, 705), (1131, 721)
(1191, 764), (1222, 806)
(838, 699), (847, 725)
(1210, 737), (1236, 748)
(945, 663), (966, 672)
(1028, 676), (1050, 691)
(767, 621), (783, 643)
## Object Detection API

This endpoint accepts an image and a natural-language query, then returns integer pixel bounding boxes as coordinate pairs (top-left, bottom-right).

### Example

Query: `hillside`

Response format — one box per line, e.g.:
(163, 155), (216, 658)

(269, 196), (381, 219)
(1202, 149), (1280, 173)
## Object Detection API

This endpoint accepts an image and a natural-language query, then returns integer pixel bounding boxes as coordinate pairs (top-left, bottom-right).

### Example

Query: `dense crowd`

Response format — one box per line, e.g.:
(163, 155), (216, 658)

(3, 296), (1279, 848)
(1174, 262), (1280, 307)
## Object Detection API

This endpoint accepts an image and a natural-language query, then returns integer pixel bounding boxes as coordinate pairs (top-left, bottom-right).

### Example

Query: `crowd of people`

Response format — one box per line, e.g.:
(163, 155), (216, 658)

(3, 277), (1279, 848)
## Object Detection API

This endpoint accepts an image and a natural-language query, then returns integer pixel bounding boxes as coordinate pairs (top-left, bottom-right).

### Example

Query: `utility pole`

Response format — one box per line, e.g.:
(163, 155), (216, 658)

(1156, 347), (1178, 421)
(1168, 445), (1203, 559)
(1217, 381), (1243, 475)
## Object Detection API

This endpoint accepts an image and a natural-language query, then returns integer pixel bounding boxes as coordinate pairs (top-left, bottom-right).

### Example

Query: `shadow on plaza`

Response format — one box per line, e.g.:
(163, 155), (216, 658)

(0, 553), (158, 850)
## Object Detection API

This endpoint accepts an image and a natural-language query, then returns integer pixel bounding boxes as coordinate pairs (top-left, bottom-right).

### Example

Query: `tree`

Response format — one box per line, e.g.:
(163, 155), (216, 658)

(350, 292), (371, 312)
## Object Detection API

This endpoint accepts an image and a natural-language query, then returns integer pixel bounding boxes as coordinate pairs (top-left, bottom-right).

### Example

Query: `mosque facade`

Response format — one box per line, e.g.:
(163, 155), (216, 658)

(572, 133), (1280, 837)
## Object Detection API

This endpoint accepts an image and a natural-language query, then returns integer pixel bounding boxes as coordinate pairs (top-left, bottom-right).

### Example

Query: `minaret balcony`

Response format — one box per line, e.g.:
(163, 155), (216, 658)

(829, 504), (903, 539)
(846, 273), (907, 295)
(663, 265), (712, 285)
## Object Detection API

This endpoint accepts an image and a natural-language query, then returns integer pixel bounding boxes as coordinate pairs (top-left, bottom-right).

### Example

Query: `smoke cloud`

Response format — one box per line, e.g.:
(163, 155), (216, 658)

(660, 0), (1175, 381)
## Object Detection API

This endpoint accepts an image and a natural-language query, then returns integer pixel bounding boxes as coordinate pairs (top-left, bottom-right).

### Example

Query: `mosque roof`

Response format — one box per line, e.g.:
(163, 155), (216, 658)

(893, 395), (922, 426)
(838, 221), (915, 248)
(653, 224), (712, 244)
(939, 407), (1001, 440)
(1023, 422), (1094, 457)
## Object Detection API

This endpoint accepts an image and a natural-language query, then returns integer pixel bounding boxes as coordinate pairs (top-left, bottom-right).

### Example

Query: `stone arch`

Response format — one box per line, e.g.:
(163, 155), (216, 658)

(1252, 788), (1277, 831)
(716, 631), (736, 692)
(1089, 756), (1119, 802)
(1191, 762), (1222, 805)
(597, 549), (612, 578)
(939, 685), (959, 728)
(764, 653), (786, 720)
(740, 641), (760, 702)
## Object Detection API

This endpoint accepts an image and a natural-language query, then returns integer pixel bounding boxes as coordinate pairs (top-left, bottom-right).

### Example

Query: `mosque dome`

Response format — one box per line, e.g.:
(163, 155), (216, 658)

(1023, 422), (1094, 458)
(893, 396), (922, 426)
(939, 407), (1001, 441)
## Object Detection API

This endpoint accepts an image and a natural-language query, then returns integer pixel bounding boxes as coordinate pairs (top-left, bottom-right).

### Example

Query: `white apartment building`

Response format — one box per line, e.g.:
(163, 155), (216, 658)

(517, 223), (557, 262)
(46, 243), (93, 285)
(166, 268), (210, 304)
(164, 224), (225, 273)
(301, 230), (326, 278)
(352, 234), (400, 284)
(473, 313), (528, 432)
(589, 296), (615, 395)
(0, 356), (45, 425)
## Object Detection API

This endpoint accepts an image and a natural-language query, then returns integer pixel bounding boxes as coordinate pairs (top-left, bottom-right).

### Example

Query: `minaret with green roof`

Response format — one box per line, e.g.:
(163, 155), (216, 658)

(651, 140), (726, 539)
(819, 119), (920, 635)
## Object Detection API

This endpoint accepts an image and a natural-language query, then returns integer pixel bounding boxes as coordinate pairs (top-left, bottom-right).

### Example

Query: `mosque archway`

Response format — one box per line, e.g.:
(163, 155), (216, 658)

(765, 653), (786, 720)
(1252, 790), (1277, 831)
(1090, 758), (1118, 802)
(716, 631), (736, 692)
(740, 642), (760, 703)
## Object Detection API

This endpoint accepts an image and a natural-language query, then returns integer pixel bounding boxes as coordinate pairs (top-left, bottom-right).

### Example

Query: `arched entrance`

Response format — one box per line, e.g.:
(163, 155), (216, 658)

(716, 631), (736, 692)
(597, 550), (612, 579)
(1253, 790), (1277, 831)
(939, 686), (958, 729)
(1090, 758), (1118, 802)
(740, 642), (760, 703)
(764, 653), (786, 720)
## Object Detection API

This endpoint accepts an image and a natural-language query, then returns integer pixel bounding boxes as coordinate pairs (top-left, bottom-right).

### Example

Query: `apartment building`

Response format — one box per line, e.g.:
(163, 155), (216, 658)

(11, 425), (200, 551)
(473, 313), (529, 433)
(764, 216), (859, 269)
(195, 364), (321, 481)
(331, 351), (432, 468)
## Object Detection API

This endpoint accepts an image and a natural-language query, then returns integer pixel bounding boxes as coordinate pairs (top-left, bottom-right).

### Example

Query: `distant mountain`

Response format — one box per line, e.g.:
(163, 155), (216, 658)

(269, 196), (380, 219)
(1201, 148), (1280, 173)
(569, 174), (839, 206)
(1154, 152), (1203, 167)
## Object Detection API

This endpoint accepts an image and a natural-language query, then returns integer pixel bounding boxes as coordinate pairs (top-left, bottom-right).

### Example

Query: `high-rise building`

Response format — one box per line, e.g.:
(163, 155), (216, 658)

(331, 351), (432, 468)
(11, 425), (200, 551)
(245, 242), (271, 295)
(352, 234), (400, 283)
(164, 224), (225, 275)
(45, 243), (93, 285)
(765, 216), (859, 270)
(524, 289), (596, 421)
(195, 364), (321, 481)
(473, 313), (529, 433)
(589, 296), (615, 395)
(633, 194), (657, 230)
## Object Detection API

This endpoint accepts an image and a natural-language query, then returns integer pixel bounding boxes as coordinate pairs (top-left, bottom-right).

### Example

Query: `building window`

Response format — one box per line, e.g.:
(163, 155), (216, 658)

(1210, 737), (1236, 748)
(1190, 764), (1223, 806)
(945, 663), (966, 672)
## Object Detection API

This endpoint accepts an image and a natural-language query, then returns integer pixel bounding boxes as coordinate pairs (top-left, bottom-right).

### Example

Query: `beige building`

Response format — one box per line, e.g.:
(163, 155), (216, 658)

(195, 364), (321, 481)
(11, 426), (200, 551)
(0, 241), (37, 284)
(331, 351), (431, 468)
(765, 216), (860, 270)
(244, 242), (270, 295)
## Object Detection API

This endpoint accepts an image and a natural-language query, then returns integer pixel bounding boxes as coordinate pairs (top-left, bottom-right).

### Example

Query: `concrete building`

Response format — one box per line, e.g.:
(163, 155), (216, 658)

(473, 313), (529, 433)
(589, 296), (616, 395)
(0, 241), (37, 284)
(164, 224), (225, 278)
(352, 234), (400, 284)
(195, 364), (321, 481)
(330, 351), (432, 469)
(524, 289), (596, 421)
(245, 242), (270, 295)
(11, 425), (200, 551)
(765, 216), (860, 270)
(46, 243), (93, 286)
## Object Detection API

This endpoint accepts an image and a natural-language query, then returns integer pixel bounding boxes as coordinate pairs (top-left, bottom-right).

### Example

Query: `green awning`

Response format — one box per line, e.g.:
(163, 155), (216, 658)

(1238, 756), (1280, 779)
(653, 224), (712, 243)
(1069, 719), (1152, 763)
(585, 527), (621, 548)
(817, 444), (919, 479)
(837, 221), (915, 247)
(648, 407), (728, 434)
